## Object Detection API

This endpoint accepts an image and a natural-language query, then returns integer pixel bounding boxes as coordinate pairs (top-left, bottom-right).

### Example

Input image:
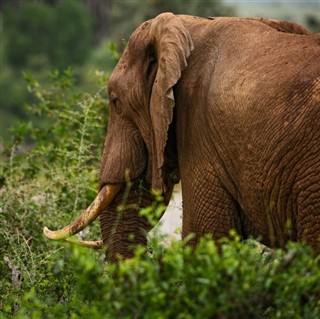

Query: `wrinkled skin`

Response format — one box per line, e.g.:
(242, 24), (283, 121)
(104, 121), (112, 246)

(99, 13), (320, 259)
(44, 13), (320, 261)
(99, 182), (154, 262)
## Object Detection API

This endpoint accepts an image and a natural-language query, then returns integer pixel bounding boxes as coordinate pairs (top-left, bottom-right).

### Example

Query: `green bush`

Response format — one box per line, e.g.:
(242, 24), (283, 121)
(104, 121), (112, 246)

(0, 68), (107, 315)
(3, 238), (320, 319)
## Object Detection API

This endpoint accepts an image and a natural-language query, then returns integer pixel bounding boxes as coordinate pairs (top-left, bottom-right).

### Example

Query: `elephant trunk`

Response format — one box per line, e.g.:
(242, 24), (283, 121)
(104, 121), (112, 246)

(43, 184), (122, 240)
(100, 183), (155, 263)
(43, 180), (174, 262)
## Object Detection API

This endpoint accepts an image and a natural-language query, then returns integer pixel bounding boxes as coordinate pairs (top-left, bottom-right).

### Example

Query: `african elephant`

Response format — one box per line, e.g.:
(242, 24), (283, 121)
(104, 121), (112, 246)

(44, 13), (320, 262)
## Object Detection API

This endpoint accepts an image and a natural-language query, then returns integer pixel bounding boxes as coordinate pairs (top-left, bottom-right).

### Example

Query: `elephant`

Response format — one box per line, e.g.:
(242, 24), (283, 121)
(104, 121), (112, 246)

(44, 13), (320, 262)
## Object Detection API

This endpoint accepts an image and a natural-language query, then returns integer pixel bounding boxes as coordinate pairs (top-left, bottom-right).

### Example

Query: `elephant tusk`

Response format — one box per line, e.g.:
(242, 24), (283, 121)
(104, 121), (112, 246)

(43, 184), (122, 241)
(65, 238), (104, 249)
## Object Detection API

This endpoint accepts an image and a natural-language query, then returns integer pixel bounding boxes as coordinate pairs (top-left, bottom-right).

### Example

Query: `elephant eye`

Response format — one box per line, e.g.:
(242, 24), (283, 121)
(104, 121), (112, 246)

(110, 92), (121, 114)
(111, 97), (118, 105)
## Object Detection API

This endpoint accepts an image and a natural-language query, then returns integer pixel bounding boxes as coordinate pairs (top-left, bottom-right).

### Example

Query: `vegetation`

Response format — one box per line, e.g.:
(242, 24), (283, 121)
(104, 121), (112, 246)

(0, 70), (107, 314)
(1, 71), (320, 318)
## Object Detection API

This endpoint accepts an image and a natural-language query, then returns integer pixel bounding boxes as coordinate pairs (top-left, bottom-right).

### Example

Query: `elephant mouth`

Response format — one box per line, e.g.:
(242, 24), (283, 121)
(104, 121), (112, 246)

(43, 183), (123, 248)
(43, 177), (174, 248)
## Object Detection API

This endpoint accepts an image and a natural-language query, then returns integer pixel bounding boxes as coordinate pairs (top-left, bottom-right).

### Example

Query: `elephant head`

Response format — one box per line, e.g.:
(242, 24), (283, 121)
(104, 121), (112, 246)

(43, 13), (193, 262)
(99, 12), (193, 192)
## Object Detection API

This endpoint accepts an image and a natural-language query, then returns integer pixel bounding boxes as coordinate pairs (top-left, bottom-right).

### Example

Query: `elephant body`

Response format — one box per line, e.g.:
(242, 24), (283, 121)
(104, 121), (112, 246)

(45, 14), (320, 262)
(173, 16), (320, 248)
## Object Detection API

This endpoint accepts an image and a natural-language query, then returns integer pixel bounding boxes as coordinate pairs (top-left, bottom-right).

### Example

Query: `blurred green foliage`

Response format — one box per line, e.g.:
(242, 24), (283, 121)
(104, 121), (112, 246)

(4, 0), (93, 69)
(1, 0), (110, 140)
(1, 0), (92, 139)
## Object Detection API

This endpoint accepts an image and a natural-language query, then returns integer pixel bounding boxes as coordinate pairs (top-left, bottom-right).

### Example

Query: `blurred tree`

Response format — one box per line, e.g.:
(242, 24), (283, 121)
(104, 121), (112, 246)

(1, 0), (113, 44)
(3, 0), (93, 69)
(83, 0), (113, 45)
(1, 0), (95, 139)
(306, 15), (320, 32)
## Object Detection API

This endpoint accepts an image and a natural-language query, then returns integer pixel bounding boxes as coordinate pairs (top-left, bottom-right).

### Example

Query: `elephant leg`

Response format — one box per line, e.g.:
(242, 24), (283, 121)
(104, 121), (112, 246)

(181, 176), (242, 247)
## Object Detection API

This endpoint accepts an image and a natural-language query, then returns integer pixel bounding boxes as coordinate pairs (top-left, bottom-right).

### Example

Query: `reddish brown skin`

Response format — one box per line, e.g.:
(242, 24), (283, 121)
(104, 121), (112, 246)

(99, 183), (154, 262)
(99, 13), (320, 261)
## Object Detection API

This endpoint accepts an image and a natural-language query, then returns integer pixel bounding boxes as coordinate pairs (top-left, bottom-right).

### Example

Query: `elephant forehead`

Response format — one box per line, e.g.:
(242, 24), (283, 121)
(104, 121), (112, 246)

(109, 50), (130, 87)
(129, 20), (152, 44)
(109, 63), (135, 93)
(113, 49), (129, 73)
(127, 21), (152, 61)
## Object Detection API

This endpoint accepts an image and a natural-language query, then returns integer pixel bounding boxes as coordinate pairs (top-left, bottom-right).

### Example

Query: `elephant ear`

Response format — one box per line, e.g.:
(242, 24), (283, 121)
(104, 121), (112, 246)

(149, 12), (194, 192)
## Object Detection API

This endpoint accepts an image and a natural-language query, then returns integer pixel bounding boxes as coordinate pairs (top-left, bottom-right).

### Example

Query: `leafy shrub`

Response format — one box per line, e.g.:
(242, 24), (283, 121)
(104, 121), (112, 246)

(0, 68), (108, 314)
(3, 238), (320, 319)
